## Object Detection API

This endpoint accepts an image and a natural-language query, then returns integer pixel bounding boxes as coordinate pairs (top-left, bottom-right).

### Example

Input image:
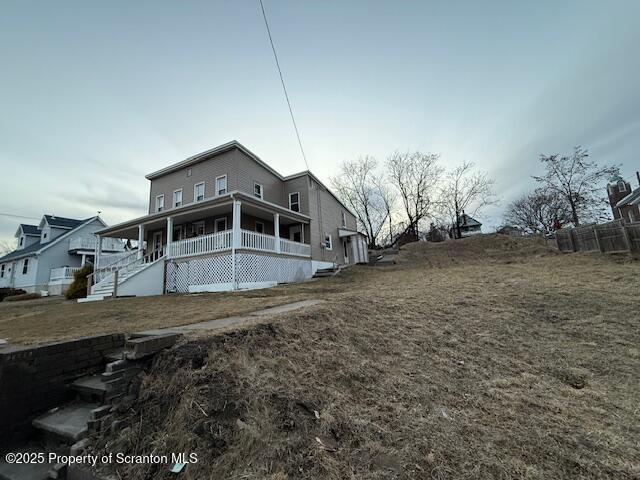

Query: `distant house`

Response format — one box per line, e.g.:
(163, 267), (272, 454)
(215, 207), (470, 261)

(0, 215), (124, 295)
(607, 173), (640, 223)
(497, 225), (525, 236)
(451, 213), (482, 239)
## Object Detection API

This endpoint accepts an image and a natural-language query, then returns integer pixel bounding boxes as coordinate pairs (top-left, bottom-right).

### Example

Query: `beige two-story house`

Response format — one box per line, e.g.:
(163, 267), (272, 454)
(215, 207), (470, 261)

(86, 141), (368, 301)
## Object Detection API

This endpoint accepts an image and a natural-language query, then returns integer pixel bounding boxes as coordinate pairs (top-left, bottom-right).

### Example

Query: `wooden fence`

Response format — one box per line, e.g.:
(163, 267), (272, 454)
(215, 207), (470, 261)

(554, 220), (640, 254)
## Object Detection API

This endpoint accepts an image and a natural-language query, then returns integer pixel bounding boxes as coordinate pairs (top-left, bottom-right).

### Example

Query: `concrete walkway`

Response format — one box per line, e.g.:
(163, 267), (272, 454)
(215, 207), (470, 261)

(137, 299), (323, 336)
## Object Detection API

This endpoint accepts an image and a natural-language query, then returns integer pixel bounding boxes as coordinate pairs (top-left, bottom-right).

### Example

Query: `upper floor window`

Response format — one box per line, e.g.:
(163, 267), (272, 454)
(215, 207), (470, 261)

(19, 236), (24, 246)
(216, 175), (227, 196)
(194, 182), (205, 202)
(186, 168), (192, 177)
(155, 195), (165, 212)
(341, 211), (347, 227)
(289, 192), (300, 212)
(0, 264), (4, 278)
(173, 189), (183, 208)
(22, 258), (29, 275)
(254, 183), (263, 199)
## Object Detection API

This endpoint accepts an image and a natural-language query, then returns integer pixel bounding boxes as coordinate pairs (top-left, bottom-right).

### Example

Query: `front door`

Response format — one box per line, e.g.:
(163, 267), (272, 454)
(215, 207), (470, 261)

(289, 225), (302, 242)
(343, 239), (349, 263)
(152, 231), (163, 252)
(173, 226), (184, 241)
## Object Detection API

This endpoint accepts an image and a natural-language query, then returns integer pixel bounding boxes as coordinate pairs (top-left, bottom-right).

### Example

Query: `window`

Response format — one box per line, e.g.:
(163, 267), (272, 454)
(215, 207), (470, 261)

(156, 195), (164, 212)
(173, 189), (183, 208)
(214, 217), (227, 232)
(618, 180), (627, 193)
(255, 221), (265, 234)
(191, 221), (205, 236)
(254, 182), (263, 199)
(22, 258), (29, 275)
(19, 236), (24, 246)
(186, 168), (192, 177)
(324, 234), (333, 250)
(216, 175), (227, 196)
(341, 211), (347, 227)
(43, 232), (47, 239)
(0, 264), (4, 278)
(194, 182), (205, 202)
(289, 192), (300, 212)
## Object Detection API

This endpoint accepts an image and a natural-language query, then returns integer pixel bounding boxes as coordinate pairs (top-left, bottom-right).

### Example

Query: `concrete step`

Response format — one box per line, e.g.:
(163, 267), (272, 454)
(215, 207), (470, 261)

(0, 448), (52, 480)
(32, 402), (98, 443)
(71, 375), (110, 401)
(77, 294), (110, 303)
(125, 333), (180, 360)
(103, 349), (125, 362)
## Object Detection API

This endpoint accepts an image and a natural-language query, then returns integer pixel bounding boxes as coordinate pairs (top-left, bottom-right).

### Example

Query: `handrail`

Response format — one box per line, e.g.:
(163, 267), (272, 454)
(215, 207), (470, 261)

(89, 248), (165, 294)
(98, 250), (138, 270)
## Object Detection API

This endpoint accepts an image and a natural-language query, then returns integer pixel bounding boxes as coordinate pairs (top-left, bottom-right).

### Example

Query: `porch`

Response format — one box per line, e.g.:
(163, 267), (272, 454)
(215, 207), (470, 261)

(88, 193), (313, 299)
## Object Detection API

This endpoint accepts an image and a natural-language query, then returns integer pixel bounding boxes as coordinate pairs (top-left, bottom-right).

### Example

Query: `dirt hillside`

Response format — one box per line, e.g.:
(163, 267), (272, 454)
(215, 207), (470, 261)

(89, 236), (639, 479)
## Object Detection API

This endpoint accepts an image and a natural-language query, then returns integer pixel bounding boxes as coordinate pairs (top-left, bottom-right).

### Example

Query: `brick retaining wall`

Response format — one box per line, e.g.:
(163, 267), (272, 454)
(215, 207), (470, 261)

(0, 334), (125, 446)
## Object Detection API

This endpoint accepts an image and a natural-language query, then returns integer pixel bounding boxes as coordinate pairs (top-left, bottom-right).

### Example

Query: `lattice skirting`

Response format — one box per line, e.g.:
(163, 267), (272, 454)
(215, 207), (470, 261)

(165, 252), (312, 293)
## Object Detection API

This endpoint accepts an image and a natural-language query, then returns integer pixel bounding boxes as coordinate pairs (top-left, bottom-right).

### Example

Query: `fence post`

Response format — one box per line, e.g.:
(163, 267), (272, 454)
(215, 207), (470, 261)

(621, 222), (632, 252)
(593, 225), (603, 253)
(569, 228), (578, 252)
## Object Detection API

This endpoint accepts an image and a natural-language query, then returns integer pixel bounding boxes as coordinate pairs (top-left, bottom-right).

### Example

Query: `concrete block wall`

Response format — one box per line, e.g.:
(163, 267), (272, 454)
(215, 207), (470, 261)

(0, 333), (125, 447)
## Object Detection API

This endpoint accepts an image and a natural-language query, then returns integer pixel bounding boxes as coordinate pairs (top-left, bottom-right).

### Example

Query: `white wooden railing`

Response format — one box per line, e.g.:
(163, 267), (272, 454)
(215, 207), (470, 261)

(241, 229), (276, 252)
(49, 266), (82, 281)
(88, 248), (165, 295)
(280, 238), (311, 257)
(69, 236), (124, 252)
(168, 231), (233, 259)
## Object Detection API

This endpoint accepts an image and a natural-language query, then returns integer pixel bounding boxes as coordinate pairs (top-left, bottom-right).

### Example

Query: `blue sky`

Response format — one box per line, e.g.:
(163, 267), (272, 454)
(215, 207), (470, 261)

(1, 0), (639, 242)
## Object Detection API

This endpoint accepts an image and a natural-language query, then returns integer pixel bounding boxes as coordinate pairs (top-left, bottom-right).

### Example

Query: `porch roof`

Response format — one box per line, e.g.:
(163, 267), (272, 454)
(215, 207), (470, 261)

(96, 191), (311, 239)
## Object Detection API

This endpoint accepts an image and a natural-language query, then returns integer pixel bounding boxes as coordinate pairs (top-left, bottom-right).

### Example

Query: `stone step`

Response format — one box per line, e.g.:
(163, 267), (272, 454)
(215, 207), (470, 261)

(103, 349), (125, 362)
(32, 403), (98, 443)
(125, 333), (180, 360)
(71, 375), (110, 401)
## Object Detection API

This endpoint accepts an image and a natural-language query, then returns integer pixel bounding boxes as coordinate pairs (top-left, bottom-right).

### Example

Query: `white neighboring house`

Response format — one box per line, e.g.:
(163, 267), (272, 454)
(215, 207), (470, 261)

(0, 215), (124, 295)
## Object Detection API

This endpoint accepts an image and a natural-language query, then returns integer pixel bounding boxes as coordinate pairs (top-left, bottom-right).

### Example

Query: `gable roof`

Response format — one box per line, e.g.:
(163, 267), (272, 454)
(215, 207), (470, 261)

(144, 140), (357, 219)
(42, 215), (85, 229)
(615, 186), (640, 208)
(18, 224), (41, 236)
(0, 216), (105, 264)
(460, 214), (482, 227)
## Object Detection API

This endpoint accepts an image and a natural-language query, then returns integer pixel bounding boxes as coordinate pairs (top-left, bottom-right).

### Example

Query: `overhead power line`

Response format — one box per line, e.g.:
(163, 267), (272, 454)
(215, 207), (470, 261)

(0, 212), (40, 221)
(259, 0), (309, 171)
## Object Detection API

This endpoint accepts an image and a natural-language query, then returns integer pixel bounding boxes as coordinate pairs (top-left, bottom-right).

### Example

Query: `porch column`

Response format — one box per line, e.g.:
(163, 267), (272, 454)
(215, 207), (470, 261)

(274, 213), (280, 253)
(301, 223), (305, 243)
(81, 254), (86, 267)
(95, 235), (103, 269)
(166, 217), (173, 258)
(137, 225), (145, 259)
(233, 200), (242, 248)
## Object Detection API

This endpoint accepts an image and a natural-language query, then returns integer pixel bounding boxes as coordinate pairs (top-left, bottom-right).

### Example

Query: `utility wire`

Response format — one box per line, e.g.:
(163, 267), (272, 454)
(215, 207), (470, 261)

(259, 0), (309, 171)
(0, 212), (40, 221)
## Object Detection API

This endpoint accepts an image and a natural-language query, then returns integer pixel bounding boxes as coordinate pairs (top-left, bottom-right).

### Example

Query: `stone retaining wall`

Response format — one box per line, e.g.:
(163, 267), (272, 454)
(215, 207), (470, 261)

(0, 334), (125, 446)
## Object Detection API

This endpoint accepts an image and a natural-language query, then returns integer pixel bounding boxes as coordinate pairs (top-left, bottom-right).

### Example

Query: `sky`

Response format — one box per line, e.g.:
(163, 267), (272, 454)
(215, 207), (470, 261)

(1, 0), (639, 244)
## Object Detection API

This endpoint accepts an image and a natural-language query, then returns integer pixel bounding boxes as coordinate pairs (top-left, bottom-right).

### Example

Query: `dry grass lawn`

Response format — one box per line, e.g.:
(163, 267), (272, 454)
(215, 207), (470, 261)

(82, 236), (639, 479)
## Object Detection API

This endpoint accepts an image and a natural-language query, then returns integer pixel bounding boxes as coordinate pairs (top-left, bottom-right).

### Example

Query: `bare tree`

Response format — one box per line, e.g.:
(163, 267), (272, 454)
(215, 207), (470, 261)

(331, 156), (389, 248)
(439, 161), (496, 239)
(504, 189), (571, 234)
(0, 239), (16, 256)
(387, 151), (442, 237)
(533, 147), (619, 226)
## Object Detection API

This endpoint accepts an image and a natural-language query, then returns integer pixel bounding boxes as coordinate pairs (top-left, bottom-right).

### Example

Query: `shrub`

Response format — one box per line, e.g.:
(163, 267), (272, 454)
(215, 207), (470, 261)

(4, 292), (41, 302)
(0, 288), (27, 302)
(65, 264), (94, 300)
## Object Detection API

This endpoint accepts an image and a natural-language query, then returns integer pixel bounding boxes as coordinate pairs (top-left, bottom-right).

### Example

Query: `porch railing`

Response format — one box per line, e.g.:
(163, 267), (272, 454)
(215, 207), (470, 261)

(49, 266), (82, 281)
(280, 238), (311, 257)
(241, 229), (276, 252)
(168, 230), (233, 259)
(69, 236), (124, 252)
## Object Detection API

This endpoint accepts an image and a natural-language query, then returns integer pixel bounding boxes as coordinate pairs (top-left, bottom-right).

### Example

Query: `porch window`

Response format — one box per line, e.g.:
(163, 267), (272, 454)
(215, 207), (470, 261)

(255, 221), (265, 234)
(0, 264), (4, 278)
(194, 182), (205, 202)
(324, 234), (333, 251)
(214, 217), (227, 232)
(173, 189), (183, 208)
(192, 221), (205, 236)
(254, 182), (263, 199)
(156, 195), (164, 212)
(22, 258), (29, 275)
(216, 175), (227, 196)
(289, 192), (300, 212)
